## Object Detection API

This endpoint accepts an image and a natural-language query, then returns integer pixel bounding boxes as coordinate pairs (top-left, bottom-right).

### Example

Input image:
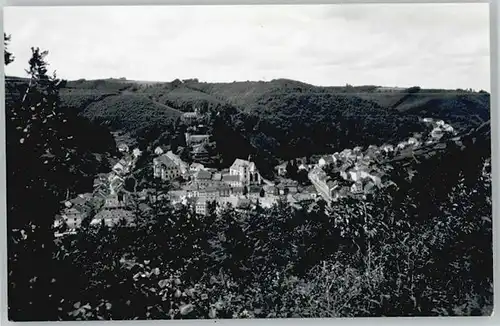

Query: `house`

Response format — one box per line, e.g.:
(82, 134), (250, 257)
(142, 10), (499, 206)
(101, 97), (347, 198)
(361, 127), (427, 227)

(195, 199), (210, 216)
(132, 148), (142, 159)
(229, 158), (261, 186)
(435, 120), (445, 127)
(364, 181), (377, 194)
(291, 193), (315, 205)
(185, 133), (210, 147)
(232, 186), (245, 196)
(192, 144), (210, 162)
(353, 146), (363, 154)
(195, 169), (212, 181)
(442, 124), (454, 133)
(154, 146), (164, 155)
(407, 137), (419, 146)
(193, 169), (213, 188)
(351, 182), (364, 194)
(318, 155), (334, 167)
(153, 154), (182, 181)
(431, 128), (444, 140)
(113, 161), (128, 175)
(190, 162), (205, 173)
(165, 150), (189, 174)
(59, 208), (86, 230)
(381, 144), (394, 153)
(216, 196), (240, 212)
(181, 112), (199, 125)
(199, 185), (231, 200)
(348, 171), (359, 182)
(104, 193), (126, 209)
(236, 198), (252, 211)
(212, 172), (223, 182)
(275, 163), (287, 176)
(108, 174), (125, 195)
(308, 167), (333, 203)
(91, 209), (135, 227)
(118, 143), (129, 153)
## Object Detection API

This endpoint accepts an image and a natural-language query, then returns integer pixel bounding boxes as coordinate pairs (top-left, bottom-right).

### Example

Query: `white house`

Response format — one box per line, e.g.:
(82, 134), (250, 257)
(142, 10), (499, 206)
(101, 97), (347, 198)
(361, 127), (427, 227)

(442, 124), (454, 133)
(318, 155), (334, 168)
(190, 162), (205, 173)
(185, 133), (210, 147)
(112, 160), (129, 175)
(436, 120), (445, 127)
(275, 163), (287, 176)
(154, 146), (164, 155)
(298, 163), (308, 171)
(165, 150), (189, 174)
(353, 146), (363, 154)
(431, 128), (444, 140)
(349, 171), (359, 182)
(222, 174), (243, 188)
(397, 142), (407, 150)
(132, 148), (142, 159)
(229, 158), (261, 186)
(407, 137), (419, 146)
(57, 208), (85, 230)
(118, 143), (129, 153)
(195, 199), (210, 216)
(381, 144), (394, 153)
(153, 154), (181, 181)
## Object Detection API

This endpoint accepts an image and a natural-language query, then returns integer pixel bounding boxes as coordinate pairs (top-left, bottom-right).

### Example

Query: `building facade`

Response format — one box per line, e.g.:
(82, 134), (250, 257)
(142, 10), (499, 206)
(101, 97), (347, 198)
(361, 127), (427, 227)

(153, 155), (181, 181)
(229, 158), (261, 186)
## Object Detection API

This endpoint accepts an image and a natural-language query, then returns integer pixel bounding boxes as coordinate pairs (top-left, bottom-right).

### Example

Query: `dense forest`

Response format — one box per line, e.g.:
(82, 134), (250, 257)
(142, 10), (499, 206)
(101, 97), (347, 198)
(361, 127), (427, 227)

(4, 34), (493, 320)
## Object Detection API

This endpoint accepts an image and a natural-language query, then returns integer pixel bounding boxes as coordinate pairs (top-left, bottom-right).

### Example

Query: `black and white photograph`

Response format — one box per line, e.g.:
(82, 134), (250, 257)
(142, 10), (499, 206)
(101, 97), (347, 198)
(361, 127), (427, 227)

(3, 3), (493, 321)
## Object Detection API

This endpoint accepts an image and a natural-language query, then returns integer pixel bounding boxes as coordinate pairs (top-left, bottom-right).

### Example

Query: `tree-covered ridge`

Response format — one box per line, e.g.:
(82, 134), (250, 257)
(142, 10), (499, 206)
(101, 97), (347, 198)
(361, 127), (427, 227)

(42, 77), (491, 171)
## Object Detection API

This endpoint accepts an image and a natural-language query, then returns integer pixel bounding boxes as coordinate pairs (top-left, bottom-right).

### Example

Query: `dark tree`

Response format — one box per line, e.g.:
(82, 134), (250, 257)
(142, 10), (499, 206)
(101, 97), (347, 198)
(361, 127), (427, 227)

(6, 46), (112, 321)
(4, 33), (14, 65)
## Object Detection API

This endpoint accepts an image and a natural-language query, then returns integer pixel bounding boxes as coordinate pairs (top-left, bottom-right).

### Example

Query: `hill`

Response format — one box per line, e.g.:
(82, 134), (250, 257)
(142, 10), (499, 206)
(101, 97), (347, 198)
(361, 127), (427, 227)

(7, 76), (489, 175)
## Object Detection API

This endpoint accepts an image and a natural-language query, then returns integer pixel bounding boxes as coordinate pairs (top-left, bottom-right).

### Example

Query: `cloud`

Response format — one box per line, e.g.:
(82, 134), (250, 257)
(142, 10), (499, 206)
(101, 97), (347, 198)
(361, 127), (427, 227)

(3, 3), (490, 90)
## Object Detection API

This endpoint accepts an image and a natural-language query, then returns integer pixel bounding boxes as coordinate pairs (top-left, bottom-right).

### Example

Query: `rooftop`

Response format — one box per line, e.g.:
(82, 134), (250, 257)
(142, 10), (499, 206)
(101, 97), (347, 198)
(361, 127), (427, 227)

(188, 134), (210, 141)
(212, 173), (222, 181)
(195, 169), (212, 180)
(231, 158), (256, 170)
(192, 144), (209, 155)
(222, 174), (240, 182)
(153, 154), (177, 167)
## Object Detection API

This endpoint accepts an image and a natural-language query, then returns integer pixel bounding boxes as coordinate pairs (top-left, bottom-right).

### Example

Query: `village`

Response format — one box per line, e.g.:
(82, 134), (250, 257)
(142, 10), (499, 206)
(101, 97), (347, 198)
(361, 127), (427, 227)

(53, 113), (457, 237)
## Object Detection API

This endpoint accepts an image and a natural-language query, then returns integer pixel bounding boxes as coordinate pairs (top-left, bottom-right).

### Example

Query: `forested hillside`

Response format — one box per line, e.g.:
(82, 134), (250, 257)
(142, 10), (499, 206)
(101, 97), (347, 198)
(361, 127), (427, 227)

(16, 76), (487, 177)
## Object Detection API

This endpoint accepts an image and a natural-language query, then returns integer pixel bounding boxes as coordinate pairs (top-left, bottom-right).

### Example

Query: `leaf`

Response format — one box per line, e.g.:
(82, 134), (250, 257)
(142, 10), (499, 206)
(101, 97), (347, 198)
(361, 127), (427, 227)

(73, 301), (81, 309)
(179, 303), (194, 315)
(208, 307), (217, 318)
(158, 279), (169, 288)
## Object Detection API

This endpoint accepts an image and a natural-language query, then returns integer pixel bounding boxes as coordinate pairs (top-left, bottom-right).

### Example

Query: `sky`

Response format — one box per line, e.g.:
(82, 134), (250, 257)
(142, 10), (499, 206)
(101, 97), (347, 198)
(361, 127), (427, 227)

(3, 3), (491, 90)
